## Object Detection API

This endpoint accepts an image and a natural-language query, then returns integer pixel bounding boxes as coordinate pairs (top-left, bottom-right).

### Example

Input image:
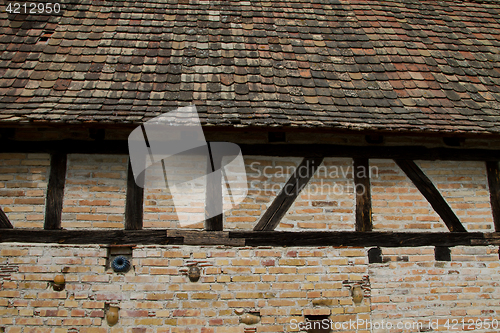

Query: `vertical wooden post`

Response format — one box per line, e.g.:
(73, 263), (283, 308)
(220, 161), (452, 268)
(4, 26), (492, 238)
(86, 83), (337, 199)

(353, 158), (372, 232)
(486, 161), (500, 232)
(125, 159), (144, 230)
(44, 153), (67, 230)
(205, 143), (223, 231)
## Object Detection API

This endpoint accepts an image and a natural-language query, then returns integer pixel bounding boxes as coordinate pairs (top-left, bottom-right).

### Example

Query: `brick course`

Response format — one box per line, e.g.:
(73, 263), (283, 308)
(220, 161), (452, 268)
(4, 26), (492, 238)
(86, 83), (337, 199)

(371, 160), (493, 232)
(370, 246), (500, 333)
(62, 154), (128, 229)
(0, 244), (369, 332)
(421, 161), (494, 231)
(0, 148), (499, 332)
(2, 244), (499, 332)
(225, 157), (358, 231)
(0, 154), (495, 233)
(0, 153), (49, 228)
(143, 155), (207, 229)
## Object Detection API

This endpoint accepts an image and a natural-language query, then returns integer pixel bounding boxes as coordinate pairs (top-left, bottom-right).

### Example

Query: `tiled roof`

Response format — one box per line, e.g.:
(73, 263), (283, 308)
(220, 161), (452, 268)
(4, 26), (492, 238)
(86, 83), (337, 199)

(1, 0), (500, 135)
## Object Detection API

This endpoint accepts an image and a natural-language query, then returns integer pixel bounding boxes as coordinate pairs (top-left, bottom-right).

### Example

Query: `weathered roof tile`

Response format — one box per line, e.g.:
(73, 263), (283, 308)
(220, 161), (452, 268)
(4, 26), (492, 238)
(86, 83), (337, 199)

(0, 0), (499, 134)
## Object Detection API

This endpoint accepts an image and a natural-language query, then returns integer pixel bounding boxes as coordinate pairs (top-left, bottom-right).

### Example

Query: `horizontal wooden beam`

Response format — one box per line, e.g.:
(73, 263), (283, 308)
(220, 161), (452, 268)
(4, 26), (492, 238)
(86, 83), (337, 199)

(238, 144), (500, 161)
(0, 140), (128, 154)
(1, 229), (499, 247)
(0, 140), (499, 161)
(167, 230), (244, 246)
(0, 229), (182, 245)
(230, 231), (500, 247)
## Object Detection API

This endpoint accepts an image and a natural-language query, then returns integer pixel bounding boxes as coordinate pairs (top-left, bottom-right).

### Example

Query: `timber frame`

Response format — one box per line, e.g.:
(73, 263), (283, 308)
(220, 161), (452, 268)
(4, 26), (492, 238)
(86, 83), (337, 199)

(1, 139), (500, 248)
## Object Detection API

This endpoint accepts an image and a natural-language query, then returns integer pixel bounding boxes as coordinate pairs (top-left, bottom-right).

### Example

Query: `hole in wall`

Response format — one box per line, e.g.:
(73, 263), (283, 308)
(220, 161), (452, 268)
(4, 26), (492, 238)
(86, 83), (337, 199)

(368, 247), (383, 263)
(434, 246), (451, 261)
(106, 245), (133, 273)
(304, 315), (331, 333)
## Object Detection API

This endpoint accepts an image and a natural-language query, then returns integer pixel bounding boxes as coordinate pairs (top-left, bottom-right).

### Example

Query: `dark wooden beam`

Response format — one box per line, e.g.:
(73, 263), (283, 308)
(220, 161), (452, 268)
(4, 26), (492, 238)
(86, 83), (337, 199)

(353, 158), (372, 232)
(395, 159), (467, 233)
(0, 206), (12, 228)
(0, 229), (181, 245)
(124, 159), (144, 230)
(253, 157), (324, 231)
(1, 140), (500, 161)
(2, 229), (500, 247)
(486, 161), (500, 232)
(205, 207), (223, 231)
(238, 144), (500, 161)
(167, 230), (244, 246)
(231, 231), (500, 247)
(44, 153), (67, 230)
(0, 140), (128, 154)
(205, 143), (223, 231)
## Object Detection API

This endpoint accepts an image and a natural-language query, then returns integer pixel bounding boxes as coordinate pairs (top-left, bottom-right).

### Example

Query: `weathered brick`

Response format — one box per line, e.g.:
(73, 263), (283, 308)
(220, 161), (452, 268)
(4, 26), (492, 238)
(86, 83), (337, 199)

(191, 292), (218, 300)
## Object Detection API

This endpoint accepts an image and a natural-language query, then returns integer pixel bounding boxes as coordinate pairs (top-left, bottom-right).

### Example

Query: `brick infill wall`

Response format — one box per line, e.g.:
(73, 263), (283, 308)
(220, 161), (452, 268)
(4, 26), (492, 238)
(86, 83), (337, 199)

(1, 244), (500, 332)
